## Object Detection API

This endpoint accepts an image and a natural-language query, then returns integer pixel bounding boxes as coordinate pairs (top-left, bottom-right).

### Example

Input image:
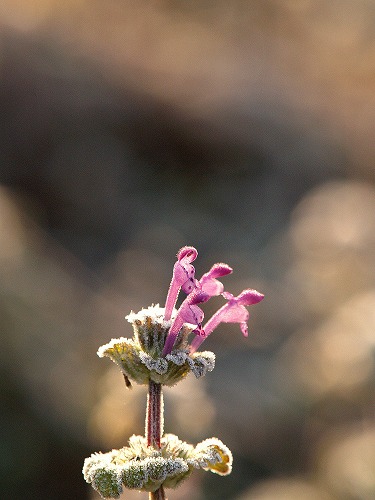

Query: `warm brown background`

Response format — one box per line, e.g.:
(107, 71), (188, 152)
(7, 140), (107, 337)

(1, 1), (374, 499)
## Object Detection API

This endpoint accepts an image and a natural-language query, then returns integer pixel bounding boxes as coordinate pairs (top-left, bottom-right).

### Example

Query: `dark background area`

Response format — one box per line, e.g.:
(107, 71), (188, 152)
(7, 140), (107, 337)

(1, 2), (375, 499)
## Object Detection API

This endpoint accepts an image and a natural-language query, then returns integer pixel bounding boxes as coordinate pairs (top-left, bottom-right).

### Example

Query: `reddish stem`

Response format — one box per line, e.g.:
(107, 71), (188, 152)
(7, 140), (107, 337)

(150, 487), (166, 500)
(146, 380), (166, 500)
(146, 380), (163, 448)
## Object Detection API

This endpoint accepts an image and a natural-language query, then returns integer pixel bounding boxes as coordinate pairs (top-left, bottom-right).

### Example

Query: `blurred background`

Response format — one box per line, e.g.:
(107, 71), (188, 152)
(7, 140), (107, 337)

(1, 1), (375, 499)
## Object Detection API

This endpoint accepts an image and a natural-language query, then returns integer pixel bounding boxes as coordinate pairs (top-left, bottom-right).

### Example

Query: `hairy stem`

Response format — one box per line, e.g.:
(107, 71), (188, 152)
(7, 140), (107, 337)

(146, 380), (163, 448)
(146, 380), (166, 499)
(149, 487), (166, 500)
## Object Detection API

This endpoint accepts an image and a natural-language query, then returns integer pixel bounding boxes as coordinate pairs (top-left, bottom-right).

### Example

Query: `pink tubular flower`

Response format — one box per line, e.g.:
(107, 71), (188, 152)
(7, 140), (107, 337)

(162, 289), (210, 356)
(199, 263), (233, 296)
(164, 246), (198, 321)
(189, 288), (264, 353)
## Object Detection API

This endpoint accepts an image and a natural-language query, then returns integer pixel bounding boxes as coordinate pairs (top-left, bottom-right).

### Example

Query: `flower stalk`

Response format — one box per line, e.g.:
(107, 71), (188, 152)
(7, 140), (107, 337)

(146, 380), (163, 449)
(150, 486), (166, 500)
(147, 380), (165, 500)
(83, 246), (263, 499)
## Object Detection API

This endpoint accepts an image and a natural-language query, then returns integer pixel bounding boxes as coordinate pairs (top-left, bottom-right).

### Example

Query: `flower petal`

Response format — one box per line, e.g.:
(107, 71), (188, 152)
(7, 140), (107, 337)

(200, 263), (233, 297)
(163, 290), (209, 356)
(190, 288), (264, 352)
(218, 303), (249, 324)
(164, 246), (198, 321)
(177, 246), (198, 262)
(181, 278), (198, 294)
(235, 289), (264, 305)
(179, 304), (204, 325)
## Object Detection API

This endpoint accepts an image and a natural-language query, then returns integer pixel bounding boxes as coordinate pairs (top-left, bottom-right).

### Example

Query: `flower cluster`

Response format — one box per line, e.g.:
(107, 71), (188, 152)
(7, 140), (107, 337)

(83, 434), (232, 498)
(98, 247), (263, 387)
(162, 246), (264, 356)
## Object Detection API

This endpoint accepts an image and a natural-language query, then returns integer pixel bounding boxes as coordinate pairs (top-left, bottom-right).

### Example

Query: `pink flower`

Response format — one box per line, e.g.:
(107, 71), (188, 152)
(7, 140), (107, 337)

(189, 289), (264, 353)
(199, 263), (233, 296)
(164, 248), (232, 322)
(162, 246), (264, 356)
(162, 289), (210, 356)
(164, 246), (198, 321)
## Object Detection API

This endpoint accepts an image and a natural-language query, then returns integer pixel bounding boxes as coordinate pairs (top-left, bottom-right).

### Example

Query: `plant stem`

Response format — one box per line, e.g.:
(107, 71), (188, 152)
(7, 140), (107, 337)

(149, 487), (166, 500)
(146, 380), (163, 448)
(146, 380), (166, 500)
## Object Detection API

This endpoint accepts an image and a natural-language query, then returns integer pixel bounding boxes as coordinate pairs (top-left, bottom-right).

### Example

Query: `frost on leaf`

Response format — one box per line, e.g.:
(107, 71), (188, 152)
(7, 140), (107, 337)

(97, 334), (215, 386)
(83, 434), (232, 497)
(166, 350), (188, 366)
(139, 351), (168, 374)
(121, 462), (148, 489)
(189, 438), (233, 476)
(83, 454), (123, 499)
(188, 351), (216, 378)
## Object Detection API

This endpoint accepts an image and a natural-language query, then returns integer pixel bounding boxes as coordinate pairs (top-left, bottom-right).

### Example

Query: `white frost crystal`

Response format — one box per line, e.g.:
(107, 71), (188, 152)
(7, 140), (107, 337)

(125, 304), (174, 329)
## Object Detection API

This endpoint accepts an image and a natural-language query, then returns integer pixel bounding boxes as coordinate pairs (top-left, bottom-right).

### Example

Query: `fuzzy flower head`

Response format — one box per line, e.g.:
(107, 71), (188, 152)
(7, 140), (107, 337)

(98, 247), (263, 380)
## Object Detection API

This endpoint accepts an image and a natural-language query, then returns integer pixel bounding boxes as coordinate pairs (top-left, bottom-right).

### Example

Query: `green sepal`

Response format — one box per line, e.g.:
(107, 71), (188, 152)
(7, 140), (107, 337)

(97, 338), (150, 385)
(97, 305), (215, 386)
